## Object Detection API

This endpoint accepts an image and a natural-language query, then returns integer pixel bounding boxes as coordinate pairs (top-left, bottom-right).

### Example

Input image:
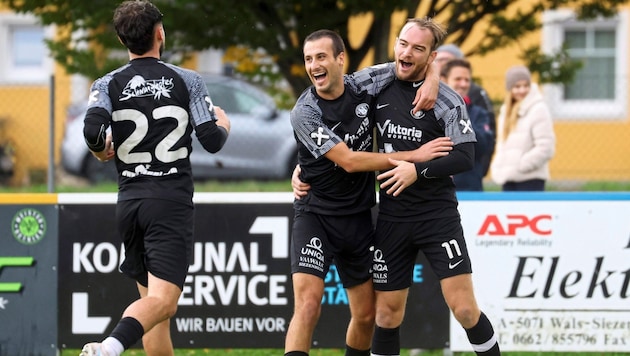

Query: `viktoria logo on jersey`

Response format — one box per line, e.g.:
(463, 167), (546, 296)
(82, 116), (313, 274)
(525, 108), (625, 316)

(120, 75), (174, 101)
(376, 119), (422, 142)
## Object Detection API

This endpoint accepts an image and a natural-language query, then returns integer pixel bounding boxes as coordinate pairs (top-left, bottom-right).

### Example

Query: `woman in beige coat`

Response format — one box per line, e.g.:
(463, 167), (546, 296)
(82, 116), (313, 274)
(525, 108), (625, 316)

(491, 65), (555, 191)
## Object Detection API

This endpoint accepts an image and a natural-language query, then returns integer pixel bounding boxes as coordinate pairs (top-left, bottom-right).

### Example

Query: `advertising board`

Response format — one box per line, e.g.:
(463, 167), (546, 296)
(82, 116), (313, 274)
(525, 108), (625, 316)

(450, 192), (630, 352)
(57, 193), (448, 349)
(0, 202), (57, 356)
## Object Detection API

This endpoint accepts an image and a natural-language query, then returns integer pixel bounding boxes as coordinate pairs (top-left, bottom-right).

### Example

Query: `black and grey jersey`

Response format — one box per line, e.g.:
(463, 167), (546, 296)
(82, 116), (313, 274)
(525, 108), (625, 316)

(290, 63), (395, 215)
(375, 80), (476, 221)
(84, 57), (224, 205)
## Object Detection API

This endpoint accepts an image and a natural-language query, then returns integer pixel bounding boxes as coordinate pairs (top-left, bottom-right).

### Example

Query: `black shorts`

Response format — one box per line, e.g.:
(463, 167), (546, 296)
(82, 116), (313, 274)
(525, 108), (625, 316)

(290, 210), (374, 288)
(116, 199), (194, 290)
(373, 215), (472, 291)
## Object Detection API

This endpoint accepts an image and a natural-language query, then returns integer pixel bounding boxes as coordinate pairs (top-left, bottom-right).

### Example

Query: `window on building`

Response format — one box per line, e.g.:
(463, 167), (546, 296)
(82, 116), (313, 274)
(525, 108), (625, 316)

(0, 14), (52, 84)
(12, 26), (45, 67)
(564, 28), (615, 100)
(542, 10), (627, 120)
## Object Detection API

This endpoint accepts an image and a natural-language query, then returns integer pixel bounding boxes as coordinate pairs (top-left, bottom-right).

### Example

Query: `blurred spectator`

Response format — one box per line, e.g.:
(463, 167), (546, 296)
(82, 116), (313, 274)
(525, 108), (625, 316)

(436, 44), (496, 176)
(440, 59), (495, 191)
(490, 65), (556, 191)
(0, 142), (14, 184)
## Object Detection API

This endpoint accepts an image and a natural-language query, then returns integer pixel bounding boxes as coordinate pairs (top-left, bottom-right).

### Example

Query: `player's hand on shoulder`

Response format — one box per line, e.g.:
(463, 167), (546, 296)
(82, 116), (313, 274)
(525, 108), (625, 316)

(411, 136), (452, 162)
(412, 61), (439, 113)
(214, 106), (231, 133)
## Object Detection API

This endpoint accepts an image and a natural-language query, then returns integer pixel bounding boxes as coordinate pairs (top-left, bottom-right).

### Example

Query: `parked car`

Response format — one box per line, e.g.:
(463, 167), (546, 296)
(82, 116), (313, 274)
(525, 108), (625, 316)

(61, 74), (297, 182)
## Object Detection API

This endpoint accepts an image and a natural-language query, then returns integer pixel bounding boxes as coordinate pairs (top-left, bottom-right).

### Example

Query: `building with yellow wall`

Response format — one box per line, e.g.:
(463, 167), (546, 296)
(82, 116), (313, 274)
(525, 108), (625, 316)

(1, 2), (629, 187)
(465, 5), (630, 182)
(0, 6), (72, 186)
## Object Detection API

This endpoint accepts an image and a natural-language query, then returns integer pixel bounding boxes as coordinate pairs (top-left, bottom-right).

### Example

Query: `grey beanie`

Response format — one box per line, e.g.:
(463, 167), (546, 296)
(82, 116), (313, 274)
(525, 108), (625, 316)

(505, 65), (531, 90)
(436, 44), (464, 59)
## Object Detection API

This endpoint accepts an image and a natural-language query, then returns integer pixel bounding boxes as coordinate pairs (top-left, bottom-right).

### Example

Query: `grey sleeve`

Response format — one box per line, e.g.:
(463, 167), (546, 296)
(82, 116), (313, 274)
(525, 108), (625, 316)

(169, 65), (217, 126)
(169, 65), (227, 153)
(83, 76), (113, 152)
(290, 91), (343, 159)
(436, 85), (477, 146)
(345, 62), (395, 95)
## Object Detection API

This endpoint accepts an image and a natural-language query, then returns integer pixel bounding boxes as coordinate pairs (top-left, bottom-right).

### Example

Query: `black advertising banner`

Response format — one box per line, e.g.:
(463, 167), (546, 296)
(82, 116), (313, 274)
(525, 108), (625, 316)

(0, 204), (58, 356)
(58, 199), (448, 349)
(167, 203), (295, 348)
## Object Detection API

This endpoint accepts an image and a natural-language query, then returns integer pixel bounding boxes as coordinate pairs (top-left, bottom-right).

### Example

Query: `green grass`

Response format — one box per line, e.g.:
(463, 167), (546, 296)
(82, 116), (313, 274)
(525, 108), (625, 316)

(579, 180), (630, 191)
(3, 178), (630, 194)
(0, 179), (294, 193)
(483, 180), (630, 192)
(193, 179), (293, 192)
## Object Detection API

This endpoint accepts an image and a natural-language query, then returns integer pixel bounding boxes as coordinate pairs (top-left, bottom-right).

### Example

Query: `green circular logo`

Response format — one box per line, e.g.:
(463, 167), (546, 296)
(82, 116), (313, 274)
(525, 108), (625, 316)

(12, 208), (46, 245)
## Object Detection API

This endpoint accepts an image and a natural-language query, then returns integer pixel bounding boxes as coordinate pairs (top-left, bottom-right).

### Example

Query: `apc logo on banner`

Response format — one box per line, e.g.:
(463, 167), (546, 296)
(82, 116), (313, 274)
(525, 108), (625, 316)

(478, 214), (552, 236)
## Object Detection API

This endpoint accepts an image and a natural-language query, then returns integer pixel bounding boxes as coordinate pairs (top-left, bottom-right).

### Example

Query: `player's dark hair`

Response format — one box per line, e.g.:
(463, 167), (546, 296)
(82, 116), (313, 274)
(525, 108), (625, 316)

(113, 0), (164, 55)
(304, 29), (346, 57)
(402, 17), (448, 51)
(440, 58), (472, 78)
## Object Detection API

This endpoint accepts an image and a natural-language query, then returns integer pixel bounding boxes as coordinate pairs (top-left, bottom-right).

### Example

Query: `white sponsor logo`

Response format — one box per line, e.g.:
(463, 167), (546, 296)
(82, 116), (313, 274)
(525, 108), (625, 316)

(310, 127), (330, 146)
(460, 119), (473, 134)
(410, 109), (425, 119)
(448, 260), (464, 269)
(355, 103), (370, 118)
(120, 75), (174, 101)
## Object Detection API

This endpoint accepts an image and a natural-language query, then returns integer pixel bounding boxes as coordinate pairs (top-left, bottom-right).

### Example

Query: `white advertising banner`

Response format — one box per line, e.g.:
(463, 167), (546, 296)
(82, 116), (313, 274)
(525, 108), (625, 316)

(450, 192), (630, 352)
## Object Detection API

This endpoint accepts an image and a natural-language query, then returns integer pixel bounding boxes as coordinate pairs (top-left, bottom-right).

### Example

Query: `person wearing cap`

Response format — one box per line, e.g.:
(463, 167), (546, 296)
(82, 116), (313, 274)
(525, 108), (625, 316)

(490, 65), (556, 191)
(435, 44), (496, 177)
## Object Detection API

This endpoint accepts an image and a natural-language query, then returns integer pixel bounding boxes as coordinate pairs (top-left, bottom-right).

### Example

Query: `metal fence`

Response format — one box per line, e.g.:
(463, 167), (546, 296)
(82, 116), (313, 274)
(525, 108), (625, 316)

(476, 73), (630, 190)
(0, 73), (629, 192)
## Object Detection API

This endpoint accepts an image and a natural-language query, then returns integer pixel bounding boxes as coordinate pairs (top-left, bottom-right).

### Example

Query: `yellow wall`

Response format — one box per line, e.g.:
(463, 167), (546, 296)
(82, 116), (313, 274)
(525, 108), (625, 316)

(553, 122), (630, 180)
(0, 6), (66, 186)
(0, 86), (48, 185)
(0, 66), (71, 186)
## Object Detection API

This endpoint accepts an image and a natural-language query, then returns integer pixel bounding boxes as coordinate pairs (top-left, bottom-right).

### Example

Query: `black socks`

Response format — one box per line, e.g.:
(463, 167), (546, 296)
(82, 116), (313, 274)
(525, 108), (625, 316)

(465, 312), (501, 355)
(371, 325), (401, 355)
(109, 316), (144, 349)
(345, 344), (370, 356)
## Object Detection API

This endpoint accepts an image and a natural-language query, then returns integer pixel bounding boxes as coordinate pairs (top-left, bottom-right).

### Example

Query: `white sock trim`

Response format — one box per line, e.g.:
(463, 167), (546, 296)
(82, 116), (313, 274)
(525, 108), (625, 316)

(102, 336), (124, 356)
(471, 331), (498, 353)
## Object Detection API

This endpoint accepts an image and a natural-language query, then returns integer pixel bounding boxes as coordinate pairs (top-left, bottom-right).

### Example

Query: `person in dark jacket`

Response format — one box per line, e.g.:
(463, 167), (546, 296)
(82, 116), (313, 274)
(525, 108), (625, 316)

(440, 58), (495, 191)
(436, 44), (496, 176)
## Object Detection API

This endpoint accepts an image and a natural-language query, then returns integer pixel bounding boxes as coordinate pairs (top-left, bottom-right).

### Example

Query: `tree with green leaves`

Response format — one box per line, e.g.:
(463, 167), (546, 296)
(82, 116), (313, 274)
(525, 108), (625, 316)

(3, 0), (627, 96)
